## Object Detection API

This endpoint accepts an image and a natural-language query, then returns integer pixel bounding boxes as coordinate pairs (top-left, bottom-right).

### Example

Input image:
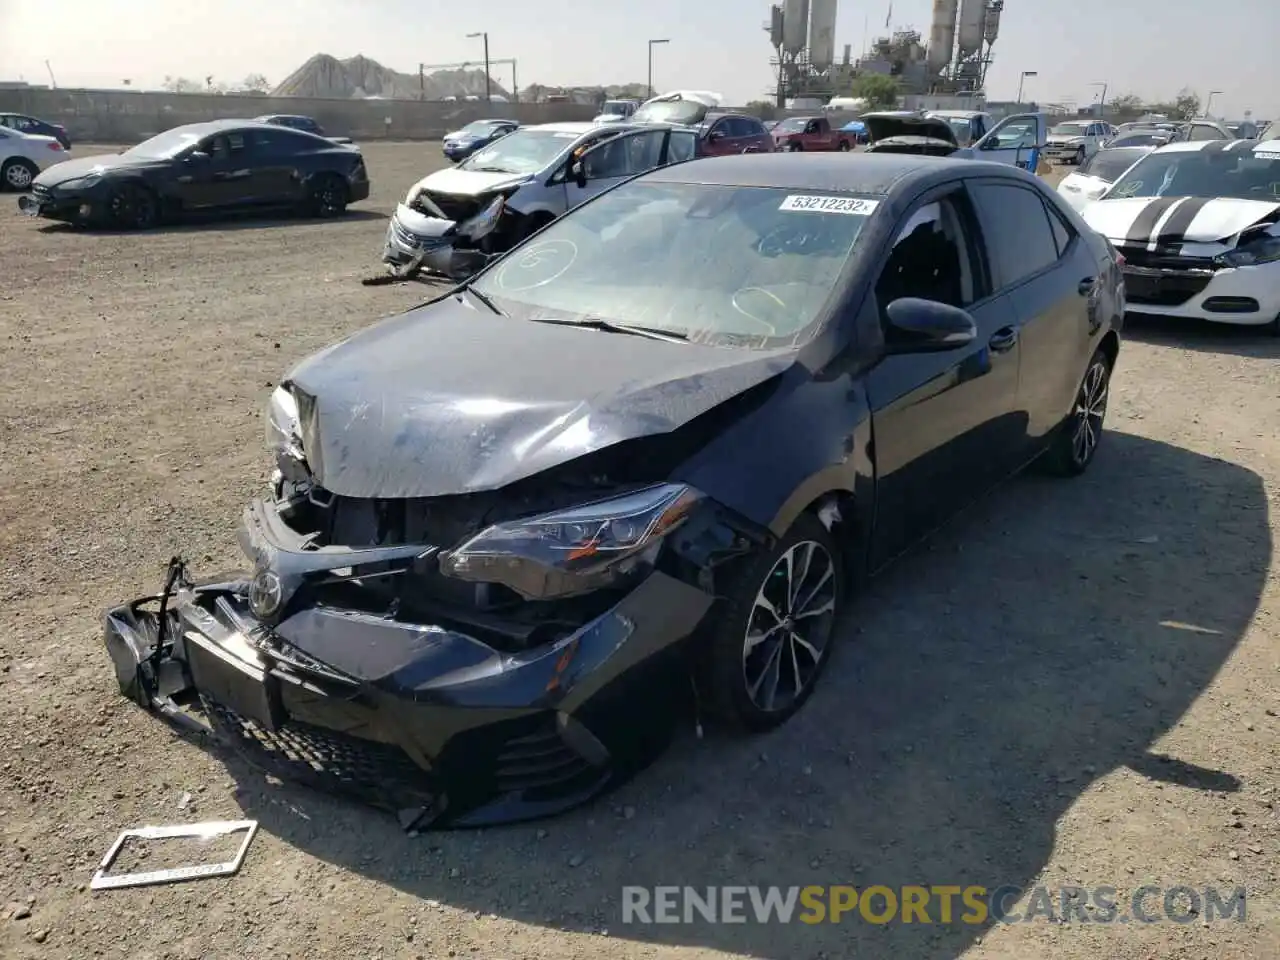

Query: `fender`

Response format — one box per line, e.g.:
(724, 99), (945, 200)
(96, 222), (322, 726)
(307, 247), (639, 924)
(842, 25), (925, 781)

(672, 364), (876, 545)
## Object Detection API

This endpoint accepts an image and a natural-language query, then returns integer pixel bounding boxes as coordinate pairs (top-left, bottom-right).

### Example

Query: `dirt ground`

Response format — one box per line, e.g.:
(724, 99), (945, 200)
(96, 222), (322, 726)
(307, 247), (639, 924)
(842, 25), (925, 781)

(1, 142), (1277, 960)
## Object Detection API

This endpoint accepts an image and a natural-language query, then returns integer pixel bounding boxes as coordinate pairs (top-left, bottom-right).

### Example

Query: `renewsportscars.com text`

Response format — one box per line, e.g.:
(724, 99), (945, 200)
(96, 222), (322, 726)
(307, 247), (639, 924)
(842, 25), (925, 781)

(621, 885), (1247, 925)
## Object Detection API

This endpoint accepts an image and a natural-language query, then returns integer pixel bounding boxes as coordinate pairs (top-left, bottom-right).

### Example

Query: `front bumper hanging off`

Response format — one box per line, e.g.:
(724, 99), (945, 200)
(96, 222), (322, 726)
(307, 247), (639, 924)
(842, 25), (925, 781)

(104, 527), (713, 829)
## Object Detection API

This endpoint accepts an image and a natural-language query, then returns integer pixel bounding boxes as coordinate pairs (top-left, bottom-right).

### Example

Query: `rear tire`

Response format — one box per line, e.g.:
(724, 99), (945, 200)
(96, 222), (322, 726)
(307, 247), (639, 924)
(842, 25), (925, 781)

(107, 183), (159, 229)
(2, 158), (38, 192)
(1039, 348), (1112, 477)
(700, 513), (843, 732)
(307, 173), (348, 218)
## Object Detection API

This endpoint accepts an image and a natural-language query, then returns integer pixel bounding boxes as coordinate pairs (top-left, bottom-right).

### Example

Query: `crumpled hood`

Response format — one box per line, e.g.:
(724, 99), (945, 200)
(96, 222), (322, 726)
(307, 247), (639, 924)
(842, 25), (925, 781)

(1081, 196), (1280, 245)
(33, 153), (136, 186)
(285, 297), (796, 499)
(862, 114), (957, 145)
(408, 165), (530, 198)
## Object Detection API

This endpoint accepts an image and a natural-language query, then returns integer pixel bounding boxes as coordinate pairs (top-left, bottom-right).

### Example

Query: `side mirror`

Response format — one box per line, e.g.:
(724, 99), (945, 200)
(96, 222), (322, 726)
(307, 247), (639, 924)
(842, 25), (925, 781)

(883, 298), (977, 354)
(707, 131), (723, 142)
(187, 150), (210, 163)
(571, 160), (587, 188)
(978, 137), (998, 151)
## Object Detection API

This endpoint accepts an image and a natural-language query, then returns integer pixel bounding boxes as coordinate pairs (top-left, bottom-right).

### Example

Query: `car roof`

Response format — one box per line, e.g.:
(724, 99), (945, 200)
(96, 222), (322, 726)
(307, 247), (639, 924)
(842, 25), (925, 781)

(642, 152), (1027, 195)
(169, 119), (280, 135)
(1148, 139), (1277, 155)
(928, 110), (986, 118)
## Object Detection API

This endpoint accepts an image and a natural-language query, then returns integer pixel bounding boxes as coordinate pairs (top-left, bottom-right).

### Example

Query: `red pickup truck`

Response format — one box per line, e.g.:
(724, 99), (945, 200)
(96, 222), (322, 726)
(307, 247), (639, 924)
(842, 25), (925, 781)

(771, 116), (854, 152)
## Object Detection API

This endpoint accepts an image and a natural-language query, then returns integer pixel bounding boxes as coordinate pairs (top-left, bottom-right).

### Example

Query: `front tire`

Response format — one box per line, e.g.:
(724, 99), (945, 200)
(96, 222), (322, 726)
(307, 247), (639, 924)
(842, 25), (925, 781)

(837, 140), (851, 152)
(1074, 146), (1086, 165)
(2, 158), (37, 191)
(1039, 348), (1112, 476)
(788, 142), (803, 152)
(107, 183), (159, 229)
(701, 513), (842, 732)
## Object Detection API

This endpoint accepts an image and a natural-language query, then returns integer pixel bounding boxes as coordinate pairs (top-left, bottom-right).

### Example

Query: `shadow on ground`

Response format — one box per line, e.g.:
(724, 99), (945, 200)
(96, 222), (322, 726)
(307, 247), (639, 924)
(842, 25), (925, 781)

(229, 430), (1269, 960)
(1123, 312), (1280, 359)
(34, 207), (386, 235)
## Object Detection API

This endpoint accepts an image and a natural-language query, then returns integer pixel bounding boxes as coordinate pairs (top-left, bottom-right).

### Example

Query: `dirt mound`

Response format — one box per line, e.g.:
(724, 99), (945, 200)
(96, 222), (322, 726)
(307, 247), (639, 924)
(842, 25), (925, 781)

(272, 53), (510, 100)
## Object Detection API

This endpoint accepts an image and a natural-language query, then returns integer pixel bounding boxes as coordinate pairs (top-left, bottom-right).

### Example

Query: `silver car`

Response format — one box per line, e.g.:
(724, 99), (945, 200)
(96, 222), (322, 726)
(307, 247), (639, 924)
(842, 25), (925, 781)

(382, 121), (698, 279)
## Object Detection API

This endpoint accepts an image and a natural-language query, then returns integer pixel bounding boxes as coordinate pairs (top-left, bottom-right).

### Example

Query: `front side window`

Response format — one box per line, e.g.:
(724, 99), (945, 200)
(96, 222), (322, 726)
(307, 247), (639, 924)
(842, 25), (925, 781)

(876, 197), (978, 311)
(472, 182), (877, 349)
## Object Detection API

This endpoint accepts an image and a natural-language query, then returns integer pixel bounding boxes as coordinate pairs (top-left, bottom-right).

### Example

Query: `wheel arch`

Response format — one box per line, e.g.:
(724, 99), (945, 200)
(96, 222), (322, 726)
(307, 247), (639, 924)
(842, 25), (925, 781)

(1099, 329), (1120, 367)
(768, 479), (867, 586)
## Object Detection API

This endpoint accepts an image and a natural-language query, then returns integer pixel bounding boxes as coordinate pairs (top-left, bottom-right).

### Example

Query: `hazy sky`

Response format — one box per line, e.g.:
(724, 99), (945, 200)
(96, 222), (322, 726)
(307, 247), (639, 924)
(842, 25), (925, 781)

(2, 0), (1276, 118)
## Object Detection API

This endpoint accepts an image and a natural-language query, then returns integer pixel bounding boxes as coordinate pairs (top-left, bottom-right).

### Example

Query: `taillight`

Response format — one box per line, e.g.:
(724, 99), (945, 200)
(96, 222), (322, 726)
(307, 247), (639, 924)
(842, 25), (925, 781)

(47, 142), (63, 151)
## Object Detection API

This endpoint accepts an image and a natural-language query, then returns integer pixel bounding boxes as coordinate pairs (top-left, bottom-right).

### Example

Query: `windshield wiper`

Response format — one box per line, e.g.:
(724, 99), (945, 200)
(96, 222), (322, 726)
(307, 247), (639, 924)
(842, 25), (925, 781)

(458, 285), (505, 315)
(530, 316), (688, 342)
(467, 166), (515, 174)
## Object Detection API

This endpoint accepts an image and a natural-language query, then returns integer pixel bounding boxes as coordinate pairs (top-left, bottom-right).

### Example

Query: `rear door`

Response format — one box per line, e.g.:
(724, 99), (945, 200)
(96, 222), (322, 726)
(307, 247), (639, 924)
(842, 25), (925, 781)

(245, 129), (308, 204)
(966, 178), (1098, 459)
(865, 182), (1024, 567)
(971, 113), (1047, 171)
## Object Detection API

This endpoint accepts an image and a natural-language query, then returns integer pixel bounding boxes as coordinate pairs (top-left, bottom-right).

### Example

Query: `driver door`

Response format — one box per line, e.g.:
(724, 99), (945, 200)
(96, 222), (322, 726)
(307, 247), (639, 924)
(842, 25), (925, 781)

(565, 129), (679, 209)
(179, 132), (256, 209)
(971, 113), (1047, 171)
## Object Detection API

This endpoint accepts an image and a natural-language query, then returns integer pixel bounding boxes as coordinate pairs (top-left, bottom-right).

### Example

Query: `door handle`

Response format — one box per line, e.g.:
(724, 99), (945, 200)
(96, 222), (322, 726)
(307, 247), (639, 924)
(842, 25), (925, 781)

(988, 327), (1018, 353)
(1078, 277), (1096, 296)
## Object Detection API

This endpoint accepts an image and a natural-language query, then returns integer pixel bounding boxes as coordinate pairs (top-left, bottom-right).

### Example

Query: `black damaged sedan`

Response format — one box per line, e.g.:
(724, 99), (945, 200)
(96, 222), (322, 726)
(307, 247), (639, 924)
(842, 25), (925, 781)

(20, 120), (369, 228)
(105, 153), (1124, 829)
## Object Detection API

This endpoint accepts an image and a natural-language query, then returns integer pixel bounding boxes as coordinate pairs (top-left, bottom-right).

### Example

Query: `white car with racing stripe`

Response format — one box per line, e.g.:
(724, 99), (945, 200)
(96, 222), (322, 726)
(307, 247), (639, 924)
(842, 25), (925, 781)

(1078, 138), (1280, 333)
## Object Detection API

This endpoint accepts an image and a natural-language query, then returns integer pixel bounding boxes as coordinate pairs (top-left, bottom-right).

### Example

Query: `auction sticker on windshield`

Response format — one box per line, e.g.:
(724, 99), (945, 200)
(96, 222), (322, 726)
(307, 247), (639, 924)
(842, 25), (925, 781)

(779, 195), (880, 215)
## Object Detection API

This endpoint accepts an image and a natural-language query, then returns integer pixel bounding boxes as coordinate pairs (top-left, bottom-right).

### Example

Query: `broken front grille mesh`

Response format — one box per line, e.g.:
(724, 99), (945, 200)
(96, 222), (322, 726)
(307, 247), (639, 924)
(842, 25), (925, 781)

(201, 696), (436, 813)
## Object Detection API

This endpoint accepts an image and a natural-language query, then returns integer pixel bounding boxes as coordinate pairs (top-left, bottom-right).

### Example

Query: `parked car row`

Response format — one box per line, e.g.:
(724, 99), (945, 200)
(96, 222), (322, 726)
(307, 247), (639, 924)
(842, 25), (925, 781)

(381, 104), (1051, 283)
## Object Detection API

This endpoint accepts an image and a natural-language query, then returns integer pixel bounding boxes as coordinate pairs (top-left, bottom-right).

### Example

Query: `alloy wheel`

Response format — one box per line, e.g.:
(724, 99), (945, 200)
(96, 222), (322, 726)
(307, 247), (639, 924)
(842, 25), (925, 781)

(1071, 359), (1110, 466)
(742, 540), (837, 713)
(5, 162), (33, 189)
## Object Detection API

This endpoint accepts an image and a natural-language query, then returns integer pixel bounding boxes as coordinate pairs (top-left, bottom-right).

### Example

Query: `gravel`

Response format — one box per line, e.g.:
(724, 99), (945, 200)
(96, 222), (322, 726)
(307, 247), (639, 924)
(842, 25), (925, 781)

(1, 144), (1277, 960)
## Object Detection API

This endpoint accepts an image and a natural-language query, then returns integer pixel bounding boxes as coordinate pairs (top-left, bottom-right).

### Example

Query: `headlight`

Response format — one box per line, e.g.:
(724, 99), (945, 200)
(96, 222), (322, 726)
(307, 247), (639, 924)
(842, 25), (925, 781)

(1214, 236), (1280, 268)
(265, 385), (307, 481)
(59, 174), (102, 190)
(440, 483), (703, 600)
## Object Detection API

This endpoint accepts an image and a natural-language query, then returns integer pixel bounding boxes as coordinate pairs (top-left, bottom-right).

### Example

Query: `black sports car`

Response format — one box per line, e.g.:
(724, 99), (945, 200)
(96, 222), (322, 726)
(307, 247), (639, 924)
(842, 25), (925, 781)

(18, 120), (369, 228)
(104, 154), (1124, 829)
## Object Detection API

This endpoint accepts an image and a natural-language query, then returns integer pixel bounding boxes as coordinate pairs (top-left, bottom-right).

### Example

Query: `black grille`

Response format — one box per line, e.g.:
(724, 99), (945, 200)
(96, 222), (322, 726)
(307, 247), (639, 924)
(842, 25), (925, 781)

(421, 192), (483, 222)
(202, 696), (437, 813)
(1117, 245), (1218, 272)
(1123, 271), (1212, 306)
(493, 722), (598, 798)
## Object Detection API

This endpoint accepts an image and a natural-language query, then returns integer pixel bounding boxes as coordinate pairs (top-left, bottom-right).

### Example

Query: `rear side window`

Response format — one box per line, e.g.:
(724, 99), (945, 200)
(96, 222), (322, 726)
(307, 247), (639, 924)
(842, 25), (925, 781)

(1044, 200), (1074, 257)
(1188, 124), (1223, 141)
(968, 182), (1062, 288)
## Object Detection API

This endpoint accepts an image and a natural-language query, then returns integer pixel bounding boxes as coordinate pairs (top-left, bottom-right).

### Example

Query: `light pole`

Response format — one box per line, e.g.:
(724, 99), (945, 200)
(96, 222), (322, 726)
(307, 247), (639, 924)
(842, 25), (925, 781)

(1015, 70), (1037, 104)
(1204, 90), (1222, 118)
(647, 39), (670, 99)
(1089, 81), (1108, 117)
(465, 32), (491, 104)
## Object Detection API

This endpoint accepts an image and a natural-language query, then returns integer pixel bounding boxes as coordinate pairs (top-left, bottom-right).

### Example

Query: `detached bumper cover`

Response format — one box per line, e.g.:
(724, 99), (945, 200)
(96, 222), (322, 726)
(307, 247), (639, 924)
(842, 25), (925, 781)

(103, 535), (712, 828)
(381, 202), (499, 278)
